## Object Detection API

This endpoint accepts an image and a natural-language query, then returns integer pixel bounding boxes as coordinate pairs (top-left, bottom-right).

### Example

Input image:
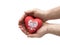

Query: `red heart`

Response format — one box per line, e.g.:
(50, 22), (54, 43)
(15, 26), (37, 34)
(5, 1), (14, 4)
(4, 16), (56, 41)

(25, 16), (43, 34)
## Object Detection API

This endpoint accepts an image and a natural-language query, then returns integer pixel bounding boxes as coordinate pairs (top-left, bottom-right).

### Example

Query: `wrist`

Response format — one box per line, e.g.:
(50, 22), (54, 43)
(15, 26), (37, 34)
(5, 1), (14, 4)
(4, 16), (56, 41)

(45, 11), (51, 21)
(47, 24), (57, 34)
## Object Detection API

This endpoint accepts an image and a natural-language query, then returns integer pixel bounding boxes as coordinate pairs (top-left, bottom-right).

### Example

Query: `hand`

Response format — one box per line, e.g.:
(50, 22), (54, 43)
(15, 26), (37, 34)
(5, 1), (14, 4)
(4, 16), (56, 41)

(18, 8), (60, 38)
(27, 23), (49, 38)
(18, 9), (49, 37)
(25, 9), (47, 22)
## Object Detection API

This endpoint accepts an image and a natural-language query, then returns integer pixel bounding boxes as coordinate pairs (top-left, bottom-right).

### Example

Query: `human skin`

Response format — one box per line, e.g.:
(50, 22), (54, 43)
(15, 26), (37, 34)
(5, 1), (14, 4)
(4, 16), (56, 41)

(46, 6), (60, 36)
(48, 24), (60, 36)
(46, 6), (60, 20)
(19, 9), (49, 37)
(19, 6), (60, 38)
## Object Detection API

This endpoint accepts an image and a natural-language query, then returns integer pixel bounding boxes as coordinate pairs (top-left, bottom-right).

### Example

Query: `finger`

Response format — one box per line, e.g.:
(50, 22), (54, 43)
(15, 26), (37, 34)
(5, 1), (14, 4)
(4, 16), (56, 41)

(20, 28), (29, 35)
(19, 25), (29, 35)
(27, 34), (40, 38)
(36, 23), (49, 36)
(25, 9), (46, 22)
(20, 27), (29, 35)
(18, 13), (27, 25)
(25, 9), (35, 14)
(24, 9), (39, 17)
(25, 8), (40, 14)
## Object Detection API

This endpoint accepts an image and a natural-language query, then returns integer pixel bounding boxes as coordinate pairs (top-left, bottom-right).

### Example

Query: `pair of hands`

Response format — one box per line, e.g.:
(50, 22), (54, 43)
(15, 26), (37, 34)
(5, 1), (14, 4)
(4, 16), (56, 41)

(19, 7), (60, 38)
(19, 9), (50, 38)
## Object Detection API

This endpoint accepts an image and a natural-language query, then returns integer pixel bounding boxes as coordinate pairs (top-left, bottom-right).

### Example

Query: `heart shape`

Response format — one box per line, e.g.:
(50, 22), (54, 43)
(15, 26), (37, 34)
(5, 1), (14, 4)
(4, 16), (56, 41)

(25, 16), (43, 34)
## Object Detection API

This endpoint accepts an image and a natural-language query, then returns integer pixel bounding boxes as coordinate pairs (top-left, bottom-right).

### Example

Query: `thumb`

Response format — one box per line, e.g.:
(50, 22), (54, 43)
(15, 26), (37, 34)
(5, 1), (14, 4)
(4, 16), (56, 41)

(25, 9), (36, 14)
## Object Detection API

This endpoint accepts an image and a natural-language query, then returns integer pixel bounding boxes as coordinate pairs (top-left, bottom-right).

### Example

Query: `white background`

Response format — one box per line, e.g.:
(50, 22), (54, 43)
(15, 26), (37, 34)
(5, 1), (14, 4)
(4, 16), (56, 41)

(0, 0), (60, 45)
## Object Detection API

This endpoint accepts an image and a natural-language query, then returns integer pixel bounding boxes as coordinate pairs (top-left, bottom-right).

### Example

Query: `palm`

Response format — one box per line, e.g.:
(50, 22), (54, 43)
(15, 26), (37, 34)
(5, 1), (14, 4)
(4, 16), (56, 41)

(27, 23), (49, 37)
